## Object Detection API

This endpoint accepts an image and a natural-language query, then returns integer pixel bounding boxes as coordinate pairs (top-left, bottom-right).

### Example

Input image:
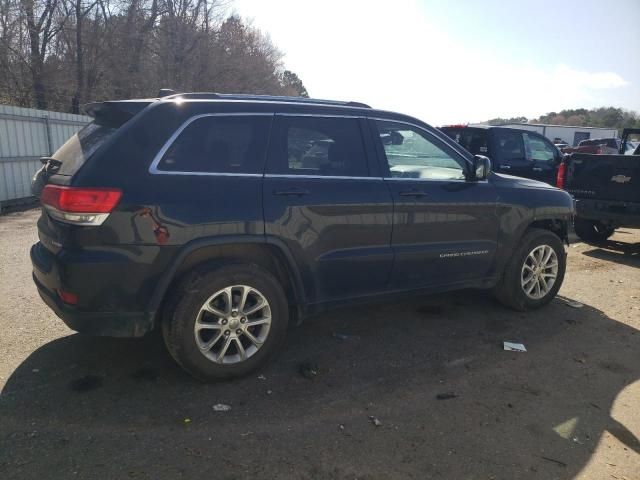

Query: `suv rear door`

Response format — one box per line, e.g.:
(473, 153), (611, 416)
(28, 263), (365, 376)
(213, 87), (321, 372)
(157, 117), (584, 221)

(263, 114), (394, 303)
(490, 128), (532, 178)
(371, 119), (499, 289)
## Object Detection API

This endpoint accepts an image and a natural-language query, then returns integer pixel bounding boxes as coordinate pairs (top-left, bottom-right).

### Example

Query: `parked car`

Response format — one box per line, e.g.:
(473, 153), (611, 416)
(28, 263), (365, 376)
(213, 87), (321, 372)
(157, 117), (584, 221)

(31, 93), (574, 380)
(557, 128), (640, 243)
(439, 125), (563, 185)
(562, 137), (621, 155)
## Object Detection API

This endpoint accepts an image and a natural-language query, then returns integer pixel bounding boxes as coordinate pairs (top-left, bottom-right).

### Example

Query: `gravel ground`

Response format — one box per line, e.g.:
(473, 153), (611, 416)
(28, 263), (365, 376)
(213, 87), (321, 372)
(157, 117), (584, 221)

(0, 208), (638, 480)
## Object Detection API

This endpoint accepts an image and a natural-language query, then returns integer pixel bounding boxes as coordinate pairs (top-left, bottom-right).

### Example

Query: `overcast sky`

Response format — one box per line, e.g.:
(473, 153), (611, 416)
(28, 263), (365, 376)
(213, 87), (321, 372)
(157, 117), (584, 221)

(232, 0), (640, 125)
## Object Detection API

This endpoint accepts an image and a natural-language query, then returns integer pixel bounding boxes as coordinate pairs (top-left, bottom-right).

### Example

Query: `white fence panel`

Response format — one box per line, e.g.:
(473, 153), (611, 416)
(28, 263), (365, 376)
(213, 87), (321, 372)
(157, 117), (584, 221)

(0, 105), (91, 204)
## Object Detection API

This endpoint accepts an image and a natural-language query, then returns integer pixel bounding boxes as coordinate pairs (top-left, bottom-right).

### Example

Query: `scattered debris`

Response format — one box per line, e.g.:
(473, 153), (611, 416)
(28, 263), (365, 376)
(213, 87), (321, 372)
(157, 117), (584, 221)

(368, 416), (382, 427)
(573, 355), (586, 364)
(212, 403), (231, 412)
(436, 392), (459, 400)
(553, 417), (578, 439)
(589, 402), (601, 410)
(184, 418), (191, 424)
(31, 368), (39, 373)
(503, 342), (527, 352)
(565, 300), (584, 309)
(540, 456), (567, 468)
(266, 390), (273, 395)
(338, 424), (345, 431)
(331, 332), (361, 342)
(299, 362), (318, 379)
(257, 374), (266, 380)
(240, 431), (253, 437)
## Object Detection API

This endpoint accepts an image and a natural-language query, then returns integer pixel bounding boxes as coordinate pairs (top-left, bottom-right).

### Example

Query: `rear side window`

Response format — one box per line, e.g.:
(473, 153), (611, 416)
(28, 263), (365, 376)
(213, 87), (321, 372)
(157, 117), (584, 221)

(53, 123), (116, 175)
(440, 128), (488, 155)
(157, 115), (271, 174)
(494, 129), (525, 162)
(267, 116), (369, 177)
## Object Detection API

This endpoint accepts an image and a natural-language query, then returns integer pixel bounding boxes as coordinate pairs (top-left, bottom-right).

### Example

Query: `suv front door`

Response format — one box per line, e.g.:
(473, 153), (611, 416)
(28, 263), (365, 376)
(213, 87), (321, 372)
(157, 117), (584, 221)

(523, 132), (560, 185)
(371, 119), (499, 289)
(263, 114), (394, 304)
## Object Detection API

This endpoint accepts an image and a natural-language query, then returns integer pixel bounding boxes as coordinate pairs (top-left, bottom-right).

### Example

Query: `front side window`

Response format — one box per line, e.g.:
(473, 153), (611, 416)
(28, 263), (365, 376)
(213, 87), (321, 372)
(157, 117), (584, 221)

(268, 116), (368, 177)
(376, 120), (466, 180)
(157, 115), (271, 173)
(523, 133), (555, 162)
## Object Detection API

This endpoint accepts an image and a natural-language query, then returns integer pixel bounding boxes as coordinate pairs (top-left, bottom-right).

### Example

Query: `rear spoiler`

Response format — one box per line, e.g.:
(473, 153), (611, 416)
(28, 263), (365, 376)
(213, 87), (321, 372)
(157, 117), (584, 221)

(83, 100), (153, 126)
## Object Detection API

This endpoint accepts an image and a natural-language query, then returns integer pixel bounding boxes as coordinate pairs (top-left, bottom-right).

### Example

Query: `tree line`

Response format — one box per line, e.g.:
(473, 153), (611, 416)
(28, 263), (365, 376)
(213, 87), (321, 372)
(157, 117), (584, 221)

(486, 107), (640, 132)
(0, 0), (308, 113)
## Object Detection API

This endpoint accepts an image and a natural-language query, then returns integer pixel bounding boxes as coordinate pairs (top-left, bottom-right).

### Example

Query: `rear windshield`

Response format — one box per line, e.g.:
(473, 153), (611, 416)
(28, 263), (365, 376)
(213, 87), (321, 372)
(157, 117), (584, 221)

(440, 127), (488, 155)
(52, 122), (117, 175)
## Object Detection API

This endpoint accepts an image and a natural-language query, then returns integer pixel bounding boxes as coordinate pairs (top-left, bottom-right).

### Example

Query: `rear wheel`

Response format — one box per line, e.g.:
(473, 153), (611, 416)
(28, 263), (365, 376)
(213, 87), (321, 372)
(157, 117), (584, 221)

(162, 264), (289, 381)
(493, 228), (566, 311)
(574, 218), (615, 244)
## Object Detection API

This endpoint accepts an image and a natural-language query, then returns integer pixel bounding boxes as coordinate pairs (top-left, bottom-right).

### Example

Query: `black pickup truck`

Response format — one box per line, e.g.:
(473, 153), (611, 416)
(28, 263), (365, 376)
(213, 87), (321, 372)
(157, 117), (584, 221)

(557, 128), (640, 242)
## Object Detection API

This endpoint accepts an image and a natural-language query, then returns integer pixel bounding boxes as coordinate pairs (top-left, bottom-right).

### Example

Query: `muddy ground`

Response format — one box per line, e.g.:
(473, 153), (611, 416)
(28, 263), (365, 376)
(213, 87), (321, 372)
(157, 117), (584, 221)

(0, 208), (638, 479)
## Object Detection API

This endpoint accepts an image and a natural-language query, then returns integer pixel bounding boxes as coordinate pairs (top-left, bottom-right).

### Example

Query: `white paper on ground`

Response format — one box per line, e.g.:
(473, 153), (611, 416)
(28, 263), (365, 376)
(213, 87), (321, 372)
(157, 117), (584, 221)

(503, 342), (527, 352)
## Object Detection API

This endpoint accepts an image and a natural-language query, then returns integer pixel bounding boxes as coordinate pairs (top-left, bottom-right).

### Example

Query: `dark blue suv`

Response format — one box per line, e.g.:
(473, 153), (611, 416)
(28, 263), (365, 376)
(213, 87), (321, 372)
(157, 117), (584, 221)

(31, 93), (574, 380)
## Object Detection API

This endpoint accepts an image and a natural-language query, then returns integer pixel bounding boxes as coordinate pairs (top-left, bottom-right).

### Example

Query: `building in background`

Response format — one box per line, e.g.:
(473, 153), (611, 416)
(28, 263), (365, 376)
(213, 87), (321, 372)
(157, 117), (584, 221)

(498, 123), (618, 146)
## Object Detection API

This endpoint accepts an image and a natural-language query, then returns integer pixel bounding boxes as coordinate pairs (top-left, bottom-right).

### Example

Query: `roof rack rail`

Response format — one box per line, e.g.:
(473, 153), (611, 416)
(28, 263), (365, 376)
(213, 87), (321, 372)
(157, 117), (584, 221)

(163, 92), (371, 108)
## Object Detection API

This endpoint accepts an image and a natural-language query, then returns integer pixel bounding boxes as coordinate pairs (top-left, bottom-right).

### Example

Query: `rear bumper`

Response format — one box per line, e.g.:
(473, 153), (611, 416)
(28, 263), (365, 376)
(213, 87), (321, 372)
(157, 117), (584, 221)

(31, 242), (154, 337)
(575, 198), (640, 228)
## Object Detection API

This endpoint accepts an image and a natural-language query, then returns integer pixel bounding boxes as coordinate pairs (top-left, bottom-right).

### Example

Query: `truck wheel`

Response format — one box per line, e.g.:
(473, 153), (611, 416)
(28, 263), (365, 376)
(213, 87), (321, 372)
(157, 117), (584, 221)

(574, 218), (615, 244)
(162, 264), (289, 381)
(493, 228), (566, 311)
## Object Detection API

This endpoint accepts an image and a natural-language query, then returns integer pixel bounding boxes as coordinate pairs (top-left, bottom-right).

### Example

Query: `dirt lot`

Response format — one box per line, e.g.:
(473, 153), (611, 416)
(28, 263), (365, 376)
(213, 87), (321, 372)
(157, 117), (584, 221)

(0, 208), (638, 480)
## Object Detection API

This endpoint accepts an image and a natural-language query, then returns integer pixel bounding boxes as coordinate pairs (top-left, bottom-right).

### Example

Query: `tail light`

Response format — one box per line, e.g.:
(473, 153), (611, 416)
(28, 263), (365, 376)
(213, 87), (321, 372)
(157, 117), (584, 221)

(556, 162), (566, 189)
(57, 289), (78, 305)
(41, 185), (122, 226)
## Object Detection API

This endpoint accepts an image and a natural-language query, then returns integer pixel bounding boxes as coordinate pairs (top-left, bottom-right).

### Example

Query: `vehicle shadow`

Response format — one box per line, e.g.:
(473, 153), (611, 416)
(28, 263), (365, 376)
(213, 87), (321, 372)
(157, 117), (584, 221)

(581, 236), (640, 268)
(1, 291), (638, 479)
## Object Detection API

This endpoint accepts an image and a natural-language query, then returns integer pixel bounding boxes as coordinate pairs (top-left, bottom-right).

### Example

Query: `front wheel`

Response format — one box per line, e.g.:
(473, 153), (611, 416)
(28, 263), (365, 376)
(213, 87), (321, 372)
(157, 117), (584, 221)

(574, 218), (615, 244)
(162, 264), (289, 381)
(493, 228), (566, 311)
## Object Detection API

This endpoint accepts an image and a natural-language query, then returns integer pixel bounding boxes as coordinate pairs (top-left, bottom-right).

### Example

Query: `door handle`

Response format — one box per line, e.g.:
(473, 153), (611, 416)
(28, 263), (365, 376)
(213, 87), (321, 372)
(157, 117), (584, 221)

(273, 187), (310, 196)
(499, 165), (511, 170)
(399, 189), (429, 197)
(532, 167), (543, 172)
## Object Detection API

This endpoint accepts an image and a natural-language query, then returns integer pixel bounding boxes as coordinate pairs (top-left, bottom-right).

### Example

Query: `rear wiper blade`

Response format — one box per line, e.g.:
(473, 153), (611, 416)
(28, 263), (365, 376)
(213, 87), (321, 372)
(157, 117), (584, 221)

(39, 156), (62, 172)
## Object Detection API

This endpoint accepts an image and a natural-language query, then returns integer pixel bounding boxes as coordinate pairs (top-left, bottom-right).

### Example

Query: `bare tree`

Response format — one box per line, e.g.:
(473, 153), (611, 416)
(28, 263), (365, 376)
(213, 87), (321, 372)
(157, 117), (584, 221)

(0, 0), (308, 112)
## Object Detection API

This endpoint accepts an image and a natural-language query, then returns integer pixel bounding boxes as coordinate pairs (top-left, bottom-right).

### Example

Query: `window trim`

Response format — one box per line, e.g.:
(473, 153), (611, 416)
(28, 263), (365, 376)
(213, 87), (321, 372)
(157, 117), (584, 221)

(148, 112), (274, 176)
(370, 118), (474, 182)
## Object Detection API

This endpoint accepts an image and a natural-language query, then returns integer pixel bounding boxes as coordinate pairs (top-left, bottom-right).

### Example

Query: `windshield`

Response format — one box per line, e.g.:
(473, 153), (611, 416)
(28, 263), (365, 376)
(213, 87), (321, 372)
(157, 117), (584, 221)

(53, 123), (117, 175)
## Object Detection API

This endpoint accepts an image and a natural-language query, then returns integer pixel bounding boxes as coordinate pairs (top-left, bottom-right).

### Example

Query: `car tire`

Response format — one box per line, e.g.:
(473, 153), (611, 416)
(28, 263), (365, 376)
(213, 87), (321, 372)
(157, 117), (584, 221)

(493, 228), (566, 311)
(162, 263), (289, 381)
(574, 218), (615, 244)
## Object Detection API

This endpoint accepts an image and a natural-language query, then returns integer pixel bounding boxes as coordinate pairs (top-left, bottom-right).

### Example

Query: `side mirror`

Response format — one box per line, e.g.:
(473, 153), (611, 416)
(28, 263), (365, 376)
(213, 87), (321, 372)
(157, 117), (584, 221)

(473, 155), (491, 180)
